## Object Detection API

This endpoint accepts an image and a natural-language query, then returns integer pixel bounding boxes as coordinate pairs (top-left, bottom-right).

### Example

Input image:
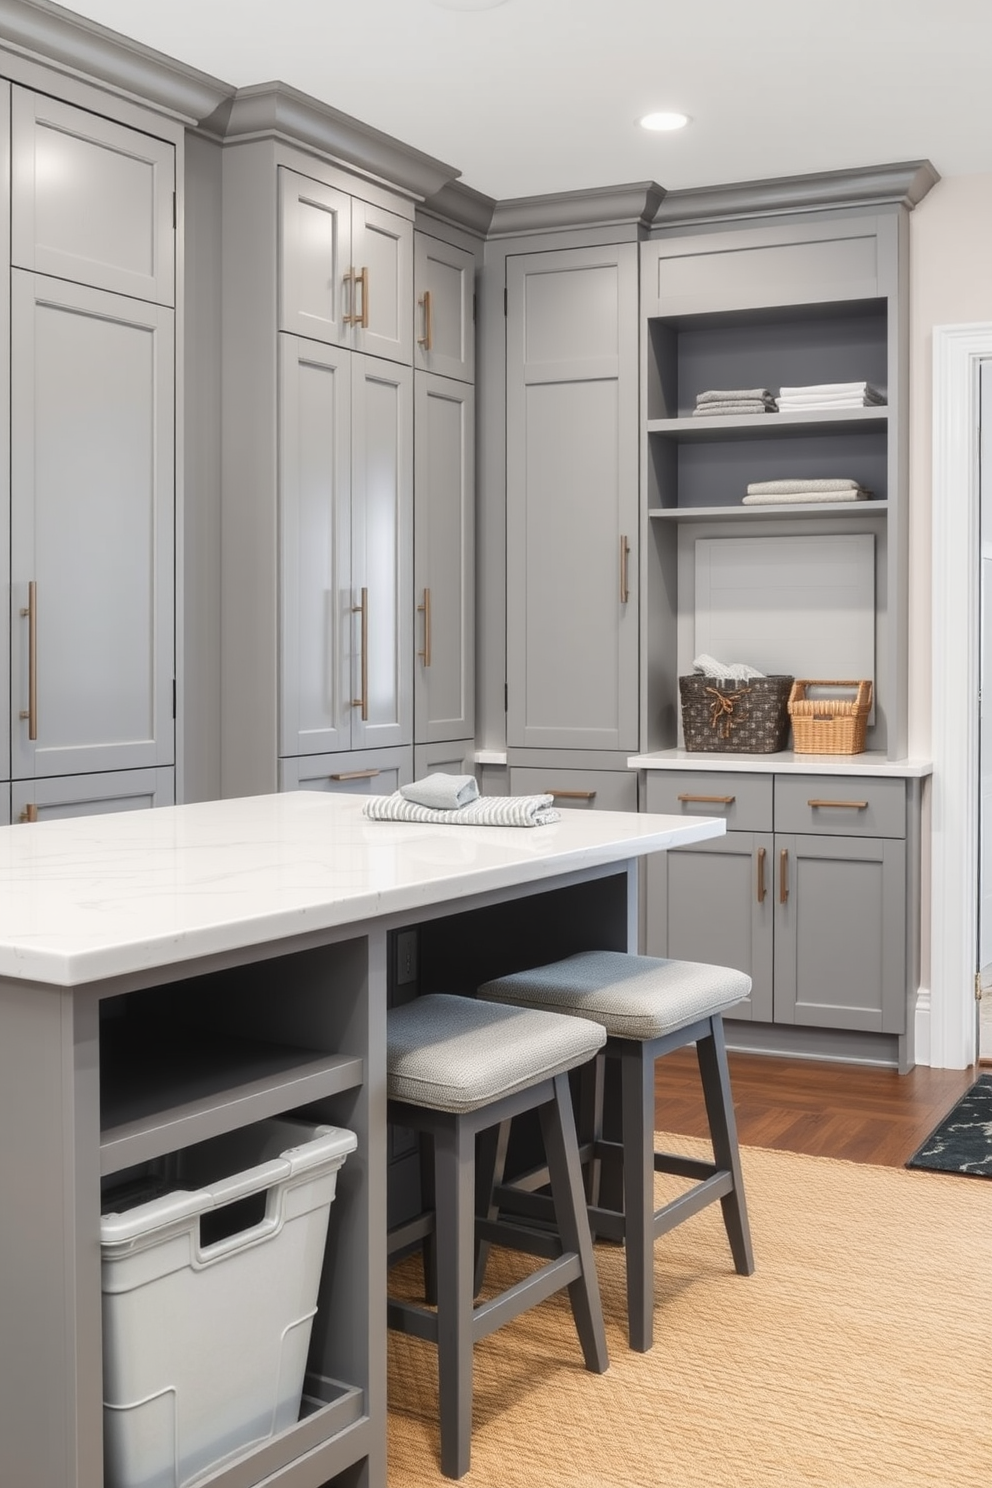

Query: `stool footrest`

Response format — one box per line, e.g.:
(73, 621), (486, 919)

(653, 1170), (734, 1239)
(387, 1211), (436, 1257)
(654, 1152), (720, 1183)
(387, 1297), (441, 1344)
(476, 1216), (563, 1260)
(472, 1254), (583, 1343)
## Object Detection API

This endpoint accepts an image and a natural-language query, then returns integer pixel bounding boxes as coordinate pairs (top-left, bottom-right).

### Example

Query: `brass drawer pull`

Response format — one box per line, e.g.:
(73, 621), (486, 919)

(19, 580), (38, 740)
(677, 793), (736, 805)
(19, 803), (38, 824)
(351, 587), (369, 720)
(547, 789), (597, 800)
(418, 289), (433, 350)
(756, 846), (766, 904)
(779, 848), (789, 905)
(807, 799), (869, 810)
(330, 769), (380, 781)
(417, 587), (432, 667)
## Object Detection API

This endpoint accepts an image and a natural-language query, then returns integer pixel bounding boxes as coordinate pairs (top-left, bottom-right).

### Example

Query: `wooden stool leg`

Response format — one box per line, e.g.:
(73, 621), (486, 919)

(696, 1016), (755, 1276)
(432, 1117), (477, 1479)
(539, 1073), (609, 1374)
(620, 1041), (656, 1353)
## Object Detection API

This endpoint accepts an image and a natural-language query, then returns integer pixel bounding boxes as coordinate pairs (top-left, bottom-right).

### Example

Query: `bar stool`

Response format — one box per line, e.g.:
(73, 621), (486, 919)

(477, 949), (755, 1353)
(386, 992), (609, 1479)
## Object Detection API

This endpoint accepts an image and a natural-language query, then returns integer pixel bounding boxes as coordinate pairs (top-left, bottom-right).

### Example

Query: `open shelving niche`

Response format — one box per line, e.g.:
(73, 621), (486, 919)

(96, 934), (374, 1488)
(640, 289), (903, 760)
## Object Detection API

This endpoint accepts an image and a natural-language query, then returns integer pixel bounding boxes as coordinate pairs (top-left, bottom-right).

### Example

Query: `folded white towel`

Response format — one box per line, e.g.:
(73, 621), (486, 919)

(364, 792), (561, 828)
(693, 652), (765, 682)
(746, 478), (862, 495)
(400, 772), (479, 810)
(778, 382), (883, 398)
(742, 490), (869, 505)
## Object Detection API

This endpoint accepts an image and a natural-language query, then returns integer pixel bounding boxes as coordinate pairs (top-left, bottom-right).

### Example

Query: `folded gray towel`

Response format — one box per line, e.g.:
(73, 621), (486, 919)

(692, 402), (776, 416)
(746, 478), (862, 495)
(364, 793), (561, 828)
(399, 772), (479, 810)
(696, 388), (774, 404)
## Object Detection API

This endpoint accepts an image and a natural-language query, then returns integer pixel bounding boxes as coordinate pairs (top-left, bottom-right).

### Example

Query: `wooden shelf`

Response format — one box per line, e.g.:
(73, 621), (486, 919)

(649, 500), (888, 523)
(646, 406), (888, 441)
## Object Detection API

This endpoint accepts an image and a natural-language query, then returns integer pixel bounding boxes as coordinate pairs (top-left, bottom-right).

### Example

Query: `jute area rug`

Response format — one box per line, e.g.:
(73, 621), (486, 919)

(387, 1136), (992, 1488)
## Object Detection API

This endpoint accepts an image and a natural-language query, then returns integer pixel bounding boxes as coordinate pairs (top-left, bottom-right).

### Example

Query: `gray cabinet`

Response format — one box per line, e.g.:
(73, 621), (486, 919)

(644, 770), (910, 1038)
(414, 372), (475, 745)
(509, 763), (638, 813)
(279, 334), (413, 760)
(280, 745), (413, 796)
(506, 243), (639, 752)
(12, 768), (175, 822)
(414, 231), (475, 383)
(279, 167), (413, 365)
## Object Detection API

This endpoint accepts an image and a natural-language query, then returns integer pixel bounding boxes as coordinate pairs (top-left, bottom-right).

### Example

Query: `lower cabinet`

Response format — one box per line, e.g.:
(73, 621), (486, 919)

(11, 767), (175, 822)
(280, 746), (413, 796)
(509, 763), (638, 812)
(414, 739), (476, 780)
(643, 769), (911, 1038)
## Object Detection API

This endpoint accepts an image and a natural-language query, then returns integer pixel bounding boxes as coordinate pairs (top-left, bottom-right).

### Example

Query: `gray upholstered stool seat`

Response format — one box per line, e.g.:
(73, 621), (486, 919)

(477, 950), (755, 1353)
(386, 993), (609, 1479)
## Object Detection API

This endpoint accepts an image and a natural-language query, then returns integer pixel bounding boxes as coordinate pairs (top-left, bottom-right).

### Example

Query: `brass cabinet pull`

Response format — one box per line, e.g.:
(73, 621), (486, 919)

(806, 798), (869, 810)
(417, 587), (432, 667)
(356, 266), (369, 328)
(344, 267), (369, 327)
(546, 789), (597, 801)
(619, 534), (630, 604)
(343, 268), (358, 325)
(351, 586), (369, 720)
(779, 848), (789, 905)
(330, 769), (379, 781)
(19, 803), (38, 824)
(418, 289), (433, 350)
(756, 846), (766, 904)
(19, 580), (38, 740)
(677, 793), (736, 805)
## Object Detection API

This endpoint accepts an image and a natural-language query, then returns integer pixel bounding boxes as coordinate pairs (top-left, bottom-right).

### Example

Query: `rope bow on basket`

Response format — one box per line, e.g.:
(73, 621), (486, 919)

(706, 684), (751, 739)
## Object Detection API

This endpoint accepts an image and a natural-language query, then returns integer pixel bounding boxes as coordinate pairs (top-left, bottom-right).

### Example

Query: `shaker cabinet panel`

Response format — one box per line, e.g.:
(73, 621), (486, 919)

(12, 767), (175, 824)
(10, 271), (175, 781)
(506, 244), (638, 752)
(414, 373), (475, 744)
(280, 745), (413, 796)
(11, 88), (175, 305)
(414, 232), (475, 382)
(279, 336), (353, 758)
(352, 199), (414, 365)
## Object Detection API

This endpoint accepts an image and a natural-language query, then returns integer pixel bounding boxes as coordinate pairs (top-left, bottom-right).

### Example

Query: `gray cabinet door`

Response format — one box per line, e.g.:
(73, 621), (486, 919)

(279, 335), (353, 758)
(10, 272), (175, 781)
(774, 833), (907, 1033)
(644, 832), (775, 1023)
(11, 88), (175, 305)
(414, 373), (475, 744)
(12, 768), (175, 823)
(351, 355), (414, 750)
(414, 233), (475, 382)
(278, 169), (353, 347)
(506, 244), (639, 750)
(352, 199), (413, 365)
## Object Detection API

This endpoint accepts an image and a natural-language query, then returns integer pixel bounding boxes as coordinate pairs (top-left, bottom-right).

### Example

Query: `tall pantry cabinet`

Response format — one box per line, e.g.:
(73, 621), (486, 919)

(4, 81), (182, 825)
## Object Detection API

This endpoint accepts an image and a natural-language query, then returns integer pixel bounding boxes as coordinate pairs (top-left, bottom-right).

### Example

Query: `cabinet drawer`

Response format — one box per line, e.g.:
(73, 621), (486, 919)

(774, 776), (906, 838)
(510, 767), (637, 813)
(643, 771), (771, 832)
(280, 747), (413, 796)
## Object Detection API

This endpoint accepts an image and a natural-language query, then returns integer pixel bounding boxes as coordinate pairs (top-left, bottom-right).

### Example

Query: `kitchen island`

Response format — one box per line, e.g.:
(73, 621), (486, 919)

(0, 790), (723, 1488)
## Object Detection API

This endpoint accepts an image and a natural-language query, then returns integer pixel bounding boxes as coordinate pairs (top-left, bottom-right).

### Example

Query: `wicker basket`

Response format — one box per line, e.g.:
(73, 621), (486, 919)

(679, 674), (794, 754)
(788, 679), (872, 755)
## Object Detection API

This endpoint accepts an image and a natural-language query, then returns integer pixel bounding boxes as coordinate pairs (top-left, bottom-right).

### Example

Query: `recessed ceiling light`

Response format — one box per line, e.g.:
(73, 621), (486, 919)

(639, 111), (690, 132)
(431, 0), (510, 10)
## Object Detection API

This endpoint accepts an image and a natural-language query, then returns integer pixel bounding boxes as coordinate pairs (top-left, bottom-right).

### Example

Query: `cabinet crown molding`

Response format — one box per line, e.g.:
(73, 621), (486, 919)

(203, 80), (460, 203)
(653, 160), (940, 228)
(419, 180), (497, 239)
(489, 181), (666, 239)
(0, 0), (231, 123)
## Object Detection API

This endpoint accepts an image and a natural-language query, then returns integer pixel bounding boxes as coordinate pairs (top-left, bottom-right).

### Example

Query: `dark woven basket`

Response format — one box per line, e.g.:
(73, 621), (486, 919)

(679, 674), (794, 754)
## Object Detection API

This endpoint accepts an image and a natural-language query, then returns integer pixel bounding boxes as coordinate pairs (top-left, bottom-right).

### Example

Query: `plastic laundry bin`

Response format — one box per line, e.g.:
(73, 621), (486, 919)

(100, 1117), (358, 1488)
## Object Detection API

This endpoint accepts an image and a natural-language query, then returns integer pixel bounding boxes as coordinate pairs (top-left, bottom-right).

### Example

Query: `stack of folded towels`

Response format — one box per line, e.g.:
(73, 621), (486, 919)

(692, 388), (776, 417)
(776, 381), (885, 412)
(742, 478), (871, 506)
(363, 773), (561, 827)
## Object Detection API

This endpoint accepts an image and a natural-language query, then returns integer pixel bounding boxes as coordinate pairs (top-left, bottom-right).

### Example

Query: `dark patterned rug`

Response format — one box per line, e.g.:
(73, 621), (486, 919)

(906, 1074), (992, 1177)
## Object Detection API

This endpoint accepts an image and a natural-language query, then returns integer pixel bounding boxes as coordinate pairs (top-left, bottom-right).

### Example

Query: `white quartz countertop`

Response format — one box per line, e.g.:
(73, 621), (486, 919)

(628, 750), (933, 778)
(0, 792), (725, 987)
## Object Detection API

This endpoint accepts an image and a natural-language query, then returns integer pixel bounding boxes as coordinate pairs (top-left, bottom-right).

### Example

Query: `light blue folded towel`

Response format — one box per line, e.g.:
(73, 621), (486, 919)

(399, 772), (480, 810)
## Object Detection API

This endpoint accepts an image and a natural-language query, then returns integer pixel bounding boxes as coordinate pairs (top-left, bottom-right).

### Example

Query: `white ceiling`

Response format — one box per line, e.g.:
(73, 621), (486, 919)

(55, 0), (992, 202)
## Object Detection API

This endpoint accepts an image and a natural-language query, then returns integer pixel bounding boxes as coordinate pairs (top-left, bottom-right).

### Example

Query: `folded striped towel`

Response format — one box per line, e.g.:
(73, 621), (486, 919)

(400, 772), (479, 810)
(364, 792), (561, 827)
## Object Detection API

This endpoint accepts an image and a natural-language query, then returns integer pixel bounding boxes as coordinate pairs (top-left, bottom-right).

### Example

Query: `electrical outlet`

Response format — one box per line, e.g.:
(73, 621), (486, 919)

(396, 930), (418, 986)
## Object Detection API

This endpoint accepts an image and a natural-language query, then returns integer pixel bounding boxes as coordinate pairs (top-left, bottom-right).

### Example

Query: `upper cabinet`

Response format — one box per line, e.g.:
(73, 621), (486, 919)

(413, 231), (475, 383)
(505, 242), (639, 753)
(10, 88), (175, 305)
(279, 168), (413, 365)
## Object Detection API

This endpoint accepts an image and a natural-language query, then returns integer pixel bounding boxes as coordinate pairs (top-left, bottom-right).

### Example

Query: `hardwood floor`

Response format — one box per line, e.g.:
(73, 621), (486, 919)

(655, 1047), (978, 1166)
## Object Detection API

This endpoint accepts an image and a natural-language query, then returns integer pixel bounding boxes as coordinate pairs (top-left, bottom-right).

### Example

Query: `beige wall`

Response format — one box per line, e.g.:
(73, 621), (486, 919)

(909, 172), (992, 753)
